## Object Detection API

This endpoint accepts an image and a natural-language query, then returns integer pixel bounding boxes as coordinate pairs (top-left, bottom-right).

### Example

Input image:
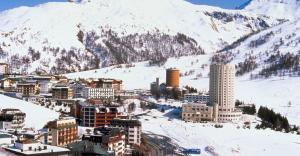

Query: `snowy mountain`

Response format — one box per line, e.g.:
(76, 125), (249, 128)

(244, 0), (300, 20)
(214, 16), (300, 79)
(0, 0), (278, 74)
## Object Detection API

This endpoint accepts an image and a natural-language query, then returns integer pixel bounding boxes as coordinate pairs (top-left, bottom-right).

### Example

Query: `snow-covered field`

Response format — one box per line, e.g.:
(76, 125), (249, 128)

(66, 55), (300, 125)
(140, 108), (300, 156)
(66, 55), (211, 90)
(0, 94), (59, 129)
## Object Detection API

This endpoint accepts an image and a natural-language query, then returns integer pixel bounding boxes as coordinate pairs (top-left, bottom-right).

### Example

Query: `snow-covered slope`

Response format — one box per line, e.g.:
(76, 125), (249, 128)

(213, 17), (300, 80)
(141, 109), (300, 156)
(0, 94), (59, 129)
(244, 0), (300, 20)
(0, 0), (277, 73)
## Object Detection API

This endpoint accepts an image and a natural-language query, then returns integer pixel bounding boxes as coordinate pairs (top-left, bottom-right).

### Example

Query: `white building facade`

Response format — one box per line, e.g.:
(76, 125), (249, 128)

(182, 103), (214, 122)
(111, 119), (142, 146)
(209, 64), (241, 122)
(83, 87), (114, 101)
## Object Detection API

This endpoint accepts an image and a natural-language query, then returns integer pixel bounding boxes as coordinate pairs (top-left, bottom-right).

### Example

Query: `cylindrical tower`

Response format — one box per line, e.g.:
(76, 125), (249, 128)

(209, 64), (239, 122)
(166, 68), (180, 88)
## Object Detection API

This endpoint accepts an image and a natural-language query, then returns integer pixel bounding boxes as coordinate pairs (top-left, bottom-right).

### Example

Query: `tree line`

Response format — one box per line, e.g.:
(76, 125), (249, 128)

(256, 106), (290, 132)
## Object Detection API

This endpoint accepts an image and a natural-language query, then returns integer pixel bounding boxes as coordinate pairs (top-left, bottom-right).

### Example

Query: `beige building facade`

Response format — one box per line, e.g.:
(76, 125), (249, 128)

(47, 118), (77, 146)
(182, 103), (214, 122)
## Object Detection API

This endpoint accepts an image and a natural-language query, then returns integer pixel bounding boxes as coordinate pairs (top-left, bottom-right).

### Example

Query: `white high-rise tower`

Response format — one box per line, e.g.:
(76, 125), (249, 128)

(209, 64), (241, 122)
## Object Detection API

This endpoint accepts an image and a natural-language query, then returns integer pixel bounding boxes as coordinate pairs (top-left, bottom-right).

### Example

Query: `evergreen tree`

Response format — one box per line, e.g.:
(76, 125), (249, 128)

(257, 106), (290, 131)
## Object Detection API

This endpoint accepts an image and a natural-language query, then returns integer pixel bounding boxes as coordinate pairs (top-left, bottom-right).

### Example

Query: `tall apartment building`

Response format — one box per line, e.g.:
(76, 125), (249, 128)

(81, 104), (121, 127)
(111, 119), (142, 146)
(52, 83), (73, 100)
(81, 105), (96, 127)
(95, 107), (120, 127)
(166, 68), (180, 88)
(46, 118), (78, 146)
(182, 103), (214, 122)
(209, 64), (241, 122)
(0, 109), (26, 129)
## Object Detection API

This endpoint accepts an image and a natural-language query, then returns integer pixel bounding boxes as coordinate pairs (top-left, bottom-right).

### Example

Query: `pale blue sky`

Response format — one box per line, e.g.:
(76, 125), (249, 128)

(189, 0), (250, 9)
(0, 0), (251, 11)
(0, 0), (66, 11)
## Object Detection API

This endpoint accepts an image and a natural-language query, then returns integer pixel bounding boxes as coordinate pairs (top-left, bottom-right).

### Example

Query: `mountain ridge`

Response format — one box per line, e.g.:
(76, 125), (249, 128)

(0, 0), (276, 74)
(244, 0), (300, 20)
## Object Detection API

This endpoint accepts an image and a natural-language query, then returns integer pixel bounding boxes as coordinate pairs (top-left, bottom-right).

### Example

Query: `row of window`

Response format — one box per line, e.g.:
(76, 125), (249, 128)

(218, 114), (239, 117)
(218, 108), (232, 111)
(190, 108), (209, 111)
(183, 114), (209, 117)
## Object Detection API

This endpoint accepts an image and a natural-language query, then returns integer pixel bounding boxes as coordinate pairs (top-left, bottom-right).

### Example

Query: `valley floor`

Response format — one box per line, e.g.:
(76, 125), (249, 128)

(138, 108), (300, 156)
